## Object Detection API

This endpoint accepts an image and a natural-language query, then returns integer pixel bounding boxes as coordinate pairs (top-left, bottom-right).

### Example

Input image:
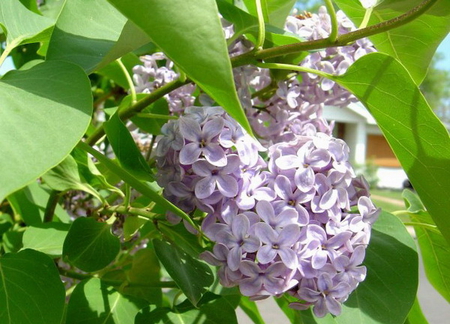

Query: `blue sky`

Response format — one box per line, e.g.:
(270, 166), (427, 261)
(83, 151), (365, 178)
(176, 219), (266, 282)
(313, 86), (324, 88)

(436, 34), (450, 71)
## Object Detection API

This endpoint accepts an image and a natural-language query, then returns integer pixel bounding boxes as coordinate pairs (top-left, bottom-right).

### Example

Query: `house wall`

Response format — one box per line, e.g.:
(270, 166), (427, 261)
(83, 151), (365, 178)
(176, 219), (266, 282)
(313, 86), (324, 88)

(323, 105), (408, 189)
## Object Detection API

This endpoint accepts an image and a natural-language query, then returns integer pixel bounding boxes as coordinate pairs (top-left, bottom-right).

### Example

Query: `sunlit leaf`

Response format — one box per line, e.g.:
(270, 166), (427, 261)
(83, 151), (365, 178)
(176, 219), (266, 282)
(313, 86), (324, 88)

(0, 0), (54, 51)
(66, 278), (144, 324)
(333, 52), (450, 246)
(0, 61), (92, 202)
(108, 0), (252, 135)
(403, 190), (450, 303)
(334, 0), (450, 84)
(46, 0), (150, 73)
(22, 222), (70, 257)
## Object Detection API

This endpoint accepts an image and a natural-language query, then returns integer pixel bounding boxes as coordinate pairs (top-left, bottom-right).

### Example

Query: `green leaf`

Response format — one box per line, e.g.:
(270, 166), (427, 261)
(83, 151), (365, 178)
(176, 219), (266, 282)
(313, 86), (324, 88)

(7, 182), (70, 225)
(153, 239), (214, 306)
(334, 0), (450, 84)
(297, 211), (418, 324)
(217, 0), (304, 51)
(104, 111), (153, 181)
(404, 297), (429, 324)
(66, 277), (143, 324)
(240, 0), (295, 27)
(333, 52), (450, 246)
(0, 0), (54, 51)
(403, 190), (450, 304)
(72, 148), (124, 197)
(46, 0), (150, 74)
(130, 96), (170, 135)
(136, 293), (238, 324)
(0, 60), (92, 202)
(2, 231), (23, 254)
(239, 296), (266, 324)
(63, 217), (121, 272)
(41, 154), (105, 203)
(97, 52), (142, 90)
(158, 222), (205, 257)
(78, 141), (195, 228)
(0, 249), (66, 324)
(22, 222), (70, 257)
(108, 0), (252, 135)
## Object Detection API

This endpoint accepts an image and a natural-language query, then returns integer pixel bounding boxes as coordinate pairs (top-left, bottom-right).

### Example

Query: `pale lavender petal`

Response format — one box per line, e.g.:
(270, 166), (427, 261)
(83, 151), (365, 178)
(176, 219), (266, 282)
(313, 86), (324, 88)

(256, 200), (276, 225)
(202, 117), (224, 141)
(313, 298), (329, 318)
(179, 117), (201, 141)
(275, 155), (302, 170)
(227, 246), (242, 271)
(217, 175), (238, 197)
(294, 167), (315, 192)
(242, 236), (261, 253)
(274, 175), (293, 200)
(239, 260), (260, 277)
(319, 189), (338, 209)
(204, 143), (227, 166)
(231, 214), (250, 239)
(325, 296), (343, 316)
(239, 277), (263, 296)
(278, 224), (301, 246)
(192, 160), (214, 177)
(255, 223), (277, 244)
(350, 245), (366, 266)
(312, 250), (328, 269)
(195, 176), (215, 199)
(278, 248), (298, 269)
(327, 231), (352, 249)
(179, 142), (201, 165)
(257, 245), (278, 264)
(253, 187), (276, 201)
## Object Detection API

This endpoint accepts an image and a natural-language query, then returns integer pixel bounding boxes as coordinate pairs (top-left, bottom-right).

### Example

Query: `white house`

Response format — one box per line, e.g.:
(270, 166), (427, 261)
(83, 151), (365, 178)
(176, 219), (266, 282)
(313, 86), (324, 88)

(323, 102), (408, 189)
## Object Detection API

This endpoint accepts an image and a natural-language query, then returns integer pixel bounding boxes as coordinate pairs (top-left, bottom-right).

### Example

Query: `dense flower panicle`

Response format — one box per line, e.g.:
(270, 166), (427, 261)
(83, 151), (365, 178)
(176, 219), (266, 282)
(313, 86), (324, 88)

(132, 53), (196, 114)
(156, 105), (380, 317)
(149, 7), (380, 318)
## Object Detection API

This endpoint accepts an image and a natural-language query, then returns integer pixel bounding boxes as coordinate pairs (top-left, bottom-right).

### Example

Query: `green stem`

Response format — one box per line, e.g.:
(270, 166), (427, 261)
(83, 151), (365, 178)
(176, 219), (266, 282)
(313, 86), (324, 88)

(116, 58), (137, 104)
(231, 0), (438, 64)
(43, 190), (61, 223)
(59, 268), (177, 288)
(359, 6), (374, 29)
(403, 222), (438, 231)
(85, 78), (188, 145)
(101, 205), (157, 220)
(77, 141), (200, 232)
(325, 0), (338, 43)
(255, 0), (266, 50)
(135, 113), (178, 120)
(257, 62), (333, 80)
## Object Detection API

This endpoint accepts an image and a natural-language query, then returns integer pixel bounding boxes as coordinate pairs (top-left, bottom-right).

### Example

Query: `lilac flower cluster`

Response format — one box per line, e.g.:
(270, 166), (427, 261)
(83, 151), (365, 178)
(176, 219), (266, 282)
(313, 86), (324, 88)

(132, 53), (196, 114)
(237, 6), (376, 144)
(155, 106), (380, 317)
(285, 6), (376, 107)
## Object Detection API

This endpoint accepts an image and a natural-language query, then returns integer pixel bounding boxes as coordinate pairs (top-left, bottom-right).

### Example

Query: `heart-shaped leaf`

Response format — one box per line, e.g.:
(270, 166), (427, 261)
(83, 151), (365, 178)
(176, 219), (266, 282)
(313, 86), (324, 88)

(63, 217), (121, 272)
(0, 60), (92, 201)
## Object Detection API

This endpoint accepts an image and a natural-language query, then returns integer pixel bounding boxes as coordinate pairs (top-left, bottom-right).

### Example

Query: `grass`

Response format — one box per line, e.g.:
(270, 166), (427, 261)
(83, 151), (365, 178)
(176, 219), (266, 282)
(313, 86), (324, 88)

(370, 188), (406, 213)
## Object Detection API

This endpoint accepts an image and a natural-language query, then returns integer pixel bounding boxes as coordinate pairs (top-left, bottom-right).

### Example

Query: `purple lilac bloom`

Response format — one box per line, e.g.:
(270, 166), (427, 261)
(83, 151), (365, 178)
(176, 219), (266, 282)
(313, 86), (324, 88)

(153, 8), (381, 318)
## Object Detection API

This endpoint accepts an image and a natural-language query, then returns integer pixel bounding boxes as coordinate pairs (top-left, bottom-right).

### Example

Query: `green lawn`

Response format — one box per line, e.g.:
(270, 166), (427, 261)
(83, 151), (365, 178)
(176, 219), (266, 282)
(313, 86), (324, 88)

(370, 188), (406, 213)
